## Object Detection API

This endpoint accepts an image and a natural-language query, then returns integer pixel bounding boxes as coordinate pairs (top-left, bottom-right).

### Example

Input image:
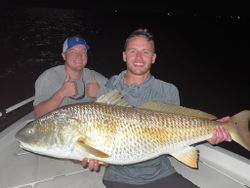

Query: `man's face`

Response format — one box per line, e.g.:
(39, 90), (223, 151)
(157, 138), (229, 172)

(63, 44), (88, 72)
(123, 36), (156, 76)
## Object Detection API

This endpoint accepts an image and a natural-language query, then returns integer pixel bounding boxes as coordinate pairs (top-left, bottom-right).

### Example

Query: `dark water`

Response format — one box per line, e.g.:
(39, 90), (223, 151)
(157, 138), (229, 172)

(0, 7), (249, 158)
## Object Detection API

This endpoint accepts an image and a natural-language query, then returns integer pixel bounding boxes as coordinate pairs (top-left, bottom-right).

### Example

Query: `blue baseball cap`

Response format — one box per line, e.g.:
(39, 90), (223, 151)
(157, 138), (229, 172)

(62, 36), (90, 53)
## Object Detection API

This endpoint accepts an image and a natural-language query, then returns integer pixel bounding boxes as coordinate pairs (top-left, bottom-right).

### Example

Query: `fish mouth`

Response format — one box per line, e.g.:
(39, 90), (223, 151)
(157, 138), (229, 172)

(16, 140), (29, 150)
(15, 119), (35, 139)
(15, 130), (27, 144)
(15, 132), (23, 143)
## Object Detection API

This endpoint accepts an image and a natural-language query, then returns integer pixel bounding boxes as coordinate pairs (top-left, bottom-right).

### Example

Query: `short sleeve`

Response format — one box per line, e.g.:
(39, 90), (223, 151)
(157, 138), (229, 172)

(33, 75), (52, 106)
(33, 69), (63, 106)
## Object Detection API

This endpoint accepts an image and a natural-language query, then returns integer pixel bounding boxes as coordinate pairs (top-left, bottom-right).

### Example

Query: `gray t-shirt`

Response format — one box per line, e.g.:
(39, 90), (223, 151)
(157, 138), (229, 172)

(34, 65), (107, 107)
(98, 70), (180, 185)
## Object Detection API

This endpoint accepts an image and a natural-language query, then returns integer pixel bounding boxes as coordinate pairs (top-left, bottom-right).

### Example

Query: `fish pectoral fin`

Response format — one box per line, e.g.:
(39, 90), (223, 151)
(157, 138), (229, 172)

(170, 146), (199, 169)
(77, 137), (109, 158)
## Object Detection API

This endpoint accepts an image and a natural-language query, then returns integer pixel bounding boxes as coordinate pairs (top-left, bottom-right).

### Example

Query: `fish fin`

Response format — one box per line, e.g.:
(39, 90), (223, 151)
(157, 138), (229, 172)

(77, 137), (109, 158)
(170, 146), (199, 169)
(229, 110), (250, 151)
(138, 101), (217, 120)
(95, 89), (132, 107)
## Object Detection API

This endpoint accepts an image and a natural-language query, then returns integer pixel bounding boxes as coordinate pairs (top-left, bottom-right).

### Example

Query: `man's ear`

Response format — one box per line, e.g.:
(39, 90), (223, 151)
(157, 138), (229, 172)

(62, 52), (66, 60)
(122, 51), (127, 62)
(152, 53), (157, 64)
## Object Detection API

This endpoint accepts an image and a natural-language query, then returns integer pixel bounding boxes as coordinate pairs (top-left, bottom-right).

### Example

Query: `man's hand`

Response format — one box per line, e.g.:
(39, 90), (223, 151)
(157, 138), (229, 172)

(85, 74), (100, 97)
(208, 116), (232, 144)
(61, 74), (78, 97)
(80, 158), (108, 172)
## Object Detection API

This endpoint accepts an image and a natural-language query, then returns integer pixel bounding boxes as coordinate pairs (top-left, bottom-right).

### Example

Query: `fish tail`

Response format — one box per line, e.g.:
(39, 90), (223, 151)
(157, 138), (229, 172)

(229, 110), (250, 151)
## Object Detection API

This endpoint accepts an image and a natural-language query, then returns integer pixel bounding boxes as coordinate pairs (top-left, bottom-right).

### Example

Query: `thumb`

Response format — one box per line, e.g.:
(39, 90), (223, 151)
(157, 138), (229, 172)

(64, 74), (71, 83)
(90, 74), (97, 83)
(217, 116), (230, 122)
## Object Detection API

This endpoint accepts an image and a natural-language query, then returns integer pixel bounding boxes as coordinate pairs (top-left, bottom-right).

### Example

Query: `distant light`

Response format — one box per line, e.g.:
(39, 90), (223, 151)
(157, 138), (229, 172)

(237, 16), (240, 20)
(167, 12), (170, 16)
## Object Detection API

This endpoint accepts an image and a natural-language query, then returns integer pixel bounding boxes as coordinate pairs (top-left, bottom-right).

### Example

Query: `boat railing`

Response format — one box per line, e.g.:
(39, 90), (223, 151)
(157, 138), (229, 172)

(0, 96), (34, 118)
(0, 96), (34, 132)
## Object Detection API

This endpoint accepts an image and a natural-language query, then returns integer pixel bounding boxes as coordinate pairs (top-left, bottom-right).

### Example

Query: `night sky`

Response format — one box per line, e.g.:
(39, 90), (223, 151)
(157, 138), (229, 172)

(0, 1), (249, 157)
(1, 1), (249, 112)
(4, 0), (249, 16)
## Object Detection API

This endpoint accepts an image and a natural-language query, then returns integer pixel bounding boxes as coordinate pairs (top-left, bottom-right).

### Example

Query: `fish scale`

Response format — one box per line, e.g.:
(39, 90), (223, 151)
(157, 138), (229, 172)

(60, 103), (213, 159)
(16, 90), (250, 168)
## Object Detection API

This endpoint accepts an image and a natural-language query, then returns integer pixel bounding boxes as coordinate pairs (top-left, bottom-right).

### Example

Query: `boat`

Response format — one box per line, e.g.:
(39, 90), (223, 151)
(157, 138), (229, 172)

(0, 97), (250, 188)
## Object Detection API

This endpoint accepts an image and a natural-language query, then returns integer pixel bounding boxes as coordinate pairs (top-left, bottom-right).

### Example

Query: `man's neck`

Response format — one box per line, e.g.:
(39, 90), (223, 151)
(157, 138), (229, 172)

(64, 66), (83, 80)
(124, 72), (150, 85)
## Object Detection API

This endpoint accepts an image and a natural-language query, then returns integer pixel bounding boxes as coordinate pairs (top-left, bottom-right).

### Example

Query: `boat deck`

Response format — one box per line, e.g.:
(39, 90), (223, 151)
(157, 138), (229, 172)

(1, 112), (249, 188)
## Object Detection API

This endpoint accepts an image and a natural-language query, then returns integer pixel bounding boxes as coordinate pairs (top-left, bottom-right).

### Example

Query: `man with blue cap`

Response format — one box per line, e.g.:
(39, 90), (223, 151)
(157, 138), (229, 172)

(33, 35), (107, 118)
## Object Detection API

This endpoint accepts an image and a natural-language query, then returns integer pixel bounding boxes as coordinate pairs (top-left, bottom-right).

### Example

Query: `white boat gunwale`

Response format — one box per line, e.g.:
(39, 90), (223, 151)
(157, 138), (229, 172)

(0, 97), (249, 188)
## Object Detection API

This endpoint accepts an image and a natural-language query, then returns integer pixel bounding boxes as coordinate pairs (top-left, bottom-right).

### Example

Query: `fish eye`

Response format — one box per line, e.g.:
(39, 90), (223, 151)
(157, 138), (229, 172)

(28, 129), (34, 135)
